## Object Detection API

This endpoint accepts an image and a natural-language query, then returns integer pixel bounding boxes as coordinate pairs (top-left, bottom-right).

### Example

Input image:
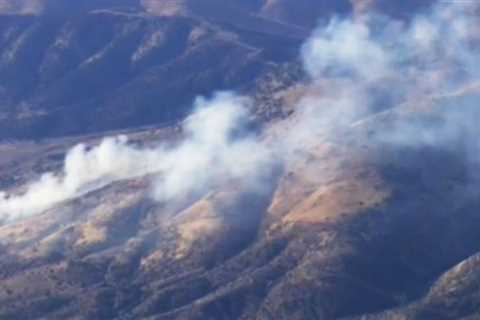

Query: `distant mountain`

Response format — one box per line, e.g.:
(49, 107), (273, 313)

(0, 0), (437, 140)
(0, 0), (141, 15)
(0, 1), (305, 140)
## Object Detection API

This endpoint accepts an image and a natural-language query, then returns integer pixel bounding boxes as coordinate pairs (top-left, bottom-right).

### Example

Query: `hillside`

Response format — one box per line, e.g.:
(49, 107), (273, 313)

(1, 89), (480, 319)
(0, 0), (306, 139)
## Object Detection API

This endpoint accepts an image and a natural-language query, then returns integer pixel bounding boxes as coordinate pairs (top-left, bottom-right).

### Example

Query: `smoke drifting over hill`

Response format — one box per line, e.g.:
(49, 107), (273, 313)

(0, 0), (479, 222)
(0, 93), (273, 221)
(295, 0), (480, 149)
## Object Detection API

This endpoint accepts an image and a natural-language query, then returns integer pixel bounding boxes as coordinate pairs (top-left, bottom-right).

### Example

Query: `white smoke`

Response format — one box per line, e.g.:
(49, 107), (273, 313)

(152, 93), (273, 201)
(0, 92), (273, 221)
(296, 0), (480, 147)
(302, 18), (393, 83)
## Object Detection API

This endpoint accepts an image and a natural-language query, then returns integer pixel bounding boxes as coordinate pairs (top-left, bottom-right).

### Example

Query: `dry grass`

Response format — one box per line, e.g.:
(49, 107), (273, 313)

(283, 177), (389, 224)
(75, 222), (107, 248)
(268, 117), (391, 226)
(174, 198), (223, 259)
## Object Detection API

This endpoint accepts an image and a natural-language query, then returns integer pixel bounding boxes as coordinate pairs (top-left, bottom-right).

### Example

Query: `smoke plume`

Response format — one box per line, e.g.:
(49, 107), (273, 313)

(0, 93), (273, 221)
(295, 0), (480, 149)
